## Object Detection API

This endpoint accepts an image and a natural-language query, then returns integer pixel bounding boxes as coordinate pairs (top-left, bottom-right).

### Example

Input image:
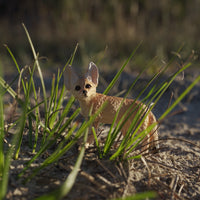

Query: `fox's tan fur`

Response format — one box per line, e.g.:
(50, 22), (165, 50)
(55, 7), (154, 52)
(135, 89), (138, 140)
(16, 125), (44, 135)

(65, 62), (159, 152)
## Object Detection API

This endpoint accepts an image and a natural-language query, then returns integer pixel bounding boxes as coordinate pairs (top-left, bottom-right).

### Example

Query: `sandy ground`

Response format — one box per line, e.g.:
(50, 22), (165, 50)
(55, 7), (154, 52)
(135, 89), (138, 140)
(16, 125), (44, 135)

(4, 68), (200, 200)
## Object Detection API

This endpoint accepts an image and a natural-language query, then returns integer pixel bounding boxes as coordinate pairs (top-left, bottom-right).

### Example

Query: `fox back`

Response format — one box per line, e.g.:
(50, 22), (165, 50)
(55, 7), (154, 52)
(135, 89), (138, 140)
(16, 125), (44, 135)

(65, 62), (159, 152)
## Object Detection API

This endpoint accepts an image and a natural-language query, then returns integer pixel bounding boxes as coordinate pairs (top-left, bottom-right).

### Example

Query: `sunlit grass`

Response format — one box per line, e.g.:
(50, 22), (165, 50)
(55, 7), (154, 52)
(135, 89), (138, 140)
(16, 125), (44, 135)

(93, 48), (196, 161)
(0, 24), (199, 200)
(0, 25), (82, 199)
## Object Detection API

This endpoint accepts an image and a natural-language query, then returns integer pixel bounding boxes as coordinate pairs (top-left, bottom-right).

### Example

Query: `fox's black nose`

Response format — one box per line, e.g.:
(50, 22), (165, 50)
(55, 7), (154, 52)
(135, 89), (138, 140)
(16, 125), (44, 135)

(83, 90), (87, 95)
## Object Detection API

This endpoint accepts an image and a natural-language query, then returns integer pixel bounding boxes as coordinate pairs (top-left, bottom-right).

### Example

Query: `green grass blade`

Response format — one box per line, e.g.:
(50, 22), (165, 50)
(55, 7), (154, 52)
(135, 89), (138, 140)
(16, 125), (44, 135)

(103, 55), (192, 160)
(103, 63), (148, 156)
(159, 74), (200, 121)
(29, 67), (41, 152)
(0, 81), (29, 199)
(109, 104), (145, 160)
(0, 76), (17, 99)
(60, 43), (79, 79)
(35, 120), (91, 200)
(52, 71), (60, 112)
(49, 77), (66, 129)
(15, 63), (37, 158)
(35, 127), (88, 200)
(48, 74), (56, 124)
(69, 43), (79, 66)
(4, 45), (26, 93)
(56, 82), (65, 112)
(146, 62), (192, 115)
(125, 122), (157, 158)
(0, 75), (46, 135)
(104, 96), (148, 158)
(103, 42), (141, 95)
(49, 95), (75, 134)
(54, 129), (87, 198)
(26, 124), (78, 182)
(4, 45), (20, 74)
(92, 126), (102, 158)
(57, 107), (80, 134)
(19, 105), (80, 178)
(28, 115), (33, 148)
(22, 23), (48, 142)
(14, 72), (33, 159)
(124, 63), (192, 158)
(0, 132), (17, 199)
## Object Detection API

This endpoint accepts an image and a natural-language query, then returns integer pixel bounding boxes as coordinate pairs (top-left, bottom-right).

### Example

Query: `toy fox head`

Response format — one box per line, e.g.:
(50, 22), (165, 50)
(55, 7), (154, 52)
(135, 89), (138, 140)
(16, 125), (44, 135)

(65, 62), (99, 100)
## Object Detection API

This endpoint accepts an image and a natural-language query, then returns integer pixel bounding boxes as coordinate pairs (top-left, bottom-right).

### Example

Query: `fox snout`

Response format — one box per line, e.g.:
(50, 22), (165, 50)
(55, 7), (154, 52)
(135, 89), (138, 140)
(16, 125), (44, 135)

(83, 90), (87, 96)
(75, 88), (88, 98)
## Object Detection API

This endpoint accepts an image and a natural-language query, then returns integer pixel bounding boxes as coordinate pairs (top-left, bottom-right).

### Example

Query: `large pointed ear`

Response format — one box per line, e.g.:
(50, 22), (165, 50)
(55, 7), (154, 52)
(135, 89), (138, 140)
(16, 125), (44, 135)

(64, 65), (78, 90)
(86, 62), (99, 86)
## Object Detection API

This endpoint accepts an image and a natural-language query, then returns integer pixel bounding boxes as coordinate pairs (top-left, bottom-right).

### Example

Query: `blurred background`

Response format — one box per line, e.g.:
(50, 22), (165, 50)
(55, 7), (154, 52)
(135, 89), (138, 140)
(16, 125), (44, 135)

(0, 0), (199, 74)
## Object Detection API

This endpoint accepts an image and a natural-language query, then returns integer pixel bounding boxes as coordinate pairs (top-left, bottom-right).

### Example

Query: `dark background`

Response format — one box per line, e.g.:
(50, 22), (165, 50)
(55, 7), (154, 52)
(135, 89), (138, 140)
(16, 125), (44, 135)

(0, 0), (199, 73)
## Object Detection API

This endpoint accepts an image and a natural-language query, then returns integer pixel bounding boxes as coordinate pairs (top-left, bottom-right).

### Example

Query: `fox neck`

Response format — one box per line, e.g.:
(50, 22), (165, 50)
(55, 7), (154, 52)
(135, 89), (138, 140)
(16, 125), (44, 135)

(77, 93), (98, 118)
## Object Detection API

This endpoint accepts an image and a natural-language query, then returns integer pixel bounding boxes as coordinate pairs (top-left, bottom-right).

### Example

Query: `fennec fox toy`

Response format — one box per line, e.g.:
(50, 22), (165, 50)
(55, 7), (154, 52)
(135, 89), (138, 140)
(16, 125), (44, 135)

(65, 62), (159, 152)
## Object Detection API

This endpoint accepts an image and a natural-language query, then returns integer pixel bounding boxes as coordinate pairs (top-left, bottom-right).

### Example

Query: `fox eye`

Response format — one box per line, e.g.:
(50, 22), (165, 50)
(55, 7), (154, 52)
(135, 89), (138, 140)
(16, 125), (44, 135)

(85, 84), (91, 89)
(75, 85), (81, 91)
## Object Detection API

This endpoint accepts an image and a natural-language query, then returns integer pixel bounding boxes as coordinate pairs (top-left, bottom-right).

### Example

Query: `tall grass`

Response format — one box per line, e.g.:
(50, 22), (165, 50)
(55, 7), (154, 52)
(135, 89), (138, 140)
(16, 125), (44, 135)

(93, 48), (196, 161)
(0, 24), (199, 200)
(0, 25), (83, 199)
